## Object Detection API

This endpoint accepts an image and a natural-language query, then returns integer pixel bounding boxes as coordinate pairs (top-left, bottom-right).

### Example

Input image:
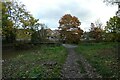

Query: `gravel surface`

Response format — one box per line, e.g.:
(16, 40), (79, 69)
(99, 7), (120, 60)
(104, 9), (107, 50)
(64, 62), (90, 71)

(61, 44), (101, 78)
(61, 45), (82, 78)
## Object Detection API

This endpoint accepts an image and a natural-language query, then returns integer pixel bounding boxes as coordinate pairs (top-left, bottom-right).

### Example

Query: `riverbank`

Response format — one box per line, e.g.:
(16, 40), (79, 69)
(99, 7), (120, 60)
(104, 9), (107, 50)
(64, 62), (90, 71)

(2, 45), (67, 78)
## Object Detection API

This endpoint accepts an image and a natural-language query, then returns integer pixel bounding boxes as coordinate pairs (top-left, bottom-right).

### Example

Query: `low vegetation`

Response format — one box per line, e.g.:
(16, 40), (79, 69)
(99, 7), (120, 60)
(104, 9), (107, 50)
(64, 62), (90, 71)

(76, 42), (119, 78)
(3, 45), (67, 78)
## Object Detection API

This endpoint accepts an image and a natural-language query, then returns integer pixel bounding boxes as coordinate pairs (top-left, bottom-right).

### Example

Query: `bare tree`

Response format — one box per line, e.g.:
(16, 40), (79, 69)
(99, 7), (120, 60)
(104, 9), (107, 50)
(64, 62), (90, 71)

(104, 0), (120, 17)
(103, 0), (120, 5)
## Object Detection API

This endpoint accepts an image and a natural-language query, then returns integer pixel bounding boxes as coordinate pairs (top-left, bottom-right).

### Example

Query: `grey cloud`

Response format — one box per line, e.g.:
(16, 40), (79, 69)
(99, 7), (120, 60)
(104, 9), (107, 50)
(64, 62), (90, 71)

(32, 0), (98, 30)
(20, 0), (116, 31)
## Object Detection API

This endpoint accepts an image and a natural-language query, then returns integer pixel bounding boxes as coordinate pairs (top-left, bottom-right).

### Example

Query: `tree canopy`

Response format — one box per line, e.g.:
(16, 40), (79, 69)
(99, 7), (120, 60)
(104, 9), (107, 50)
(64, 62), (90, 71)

(105, 16), (120, 41)
(59, 14), (81, 29)
(89, 21), (104, 42)
(58, 14), (83, 43)
(2, 0), (40, 43)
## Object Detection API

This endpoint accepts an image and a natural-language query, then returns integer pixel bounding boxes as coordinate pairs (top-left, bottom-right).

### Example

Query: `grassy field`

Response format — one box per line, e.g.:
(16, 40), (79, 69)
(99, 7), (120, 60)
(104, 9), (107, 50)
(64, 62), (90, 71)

(3, 45), (67, 78)
(76, 42), (119, 78)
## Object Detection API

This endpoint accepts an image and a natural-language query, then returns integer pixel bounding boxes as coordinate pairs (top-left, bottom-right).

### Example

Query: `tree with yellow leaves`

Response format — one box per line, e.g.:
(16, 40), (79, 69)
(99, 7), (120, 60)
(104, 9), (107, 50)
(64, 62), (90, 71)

(58, 14), (83, 43)
(89, 22), (104, 42)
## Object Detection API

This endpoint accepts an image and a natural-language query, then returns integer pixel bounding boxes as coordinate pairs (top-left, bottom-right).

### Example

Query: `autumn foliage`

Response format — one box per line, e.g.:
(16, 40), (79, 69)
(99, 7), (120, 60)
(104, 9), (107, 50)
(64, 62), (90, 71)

(89, 23), (103, 42)
(58, 14), (83, 43)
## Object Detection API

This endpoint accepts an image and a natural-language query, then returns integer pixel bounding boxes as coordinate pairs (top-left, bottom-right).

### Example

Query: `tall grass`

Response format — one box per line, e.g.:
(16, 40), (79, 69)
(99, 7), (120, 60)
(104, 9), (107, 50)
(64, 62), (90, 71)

(76, 42), (119, 78)
(3, 45), (67, 78)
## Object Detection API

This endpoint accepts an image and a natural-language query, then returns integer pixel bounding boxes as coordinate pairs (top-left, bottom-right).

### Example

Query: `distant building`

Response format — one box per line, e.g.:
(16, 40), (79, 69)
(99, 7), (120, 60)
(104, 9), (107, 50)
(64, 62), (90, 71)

(16, 29), (33, 41)
(46, 29), (60, 41)
(81, 32), (96, 41)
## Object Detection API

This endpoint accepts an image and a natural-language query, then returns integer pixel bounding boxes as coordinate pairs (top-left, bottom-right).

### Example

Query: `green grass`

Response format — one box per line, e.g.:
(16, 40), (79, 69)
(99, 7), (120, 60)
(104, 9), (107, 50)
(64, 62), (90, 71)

(3, 45), (67, 78)
(76, 42), (119, 78)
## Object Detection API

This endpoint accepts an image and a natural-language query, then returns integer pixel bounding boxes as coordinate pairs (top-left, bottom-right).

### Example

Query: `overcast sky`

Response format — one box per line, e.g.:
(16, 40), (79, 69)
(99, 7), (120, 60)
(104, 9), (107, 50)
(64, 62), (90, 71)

(19, 0), (117, 31)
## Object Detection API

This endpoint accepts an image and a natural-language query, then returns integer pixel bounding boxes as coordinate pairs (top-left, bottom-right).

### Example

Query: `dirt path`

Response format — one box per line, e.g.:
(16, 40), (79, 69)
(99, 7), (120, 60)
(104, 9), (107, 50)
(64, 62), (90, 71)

(61, 44), (82, 78)
(61, 44), (101, 78)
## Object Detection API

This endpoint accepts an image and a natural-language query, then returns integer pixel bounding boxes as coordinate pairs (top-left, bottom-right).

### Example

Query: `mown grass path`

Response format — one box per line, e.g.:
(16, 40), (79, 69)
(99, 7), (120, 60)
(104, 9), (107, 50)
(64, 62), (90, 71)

(61, 44), (101, 78)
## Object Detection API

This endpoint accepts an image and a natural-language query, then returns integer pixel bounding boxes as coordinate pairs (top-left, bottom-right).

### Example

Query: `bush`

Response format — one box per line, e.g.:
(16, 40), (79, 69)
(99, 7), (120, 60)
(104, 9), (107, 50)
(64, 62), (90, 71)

(31, 32), (41, 43)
